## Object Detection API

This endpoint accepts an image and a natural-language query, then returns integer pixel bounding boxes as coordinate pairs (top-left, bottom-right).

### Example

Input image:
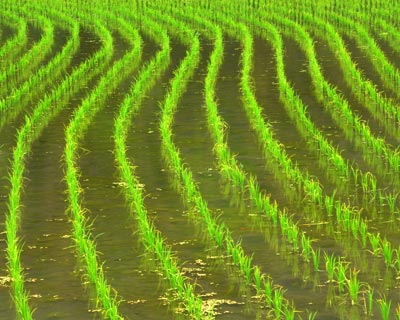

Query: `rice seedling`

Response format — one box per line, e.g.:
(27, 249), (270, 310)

(306, 310), (318, 320)
(325, 253), (337, 283)
(359, 219), (368, 248)
(282, 301), (296, 320)
(263, 276), (274, 307)
(300, 233), (312, 263)
(347, 268), (360, 305)
(272, 288), (284, 319)
(386, 192), (398, 214)
(369, 232), (382, 256)
(253, 265), (263, 294)
(367, 286), (375, 316)
(335, 258), (349, 293)
(311, 248), (321, 271)
(324, 192), (336, 216)
(378, 295), (392, 320)
(381, 238), (394, 268)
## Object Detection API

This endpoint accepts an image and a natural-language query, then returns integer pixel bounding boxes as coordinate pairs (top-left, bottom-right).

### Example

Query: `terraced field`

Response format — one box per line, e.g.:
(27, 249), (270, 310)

(2, 0), (400, 319)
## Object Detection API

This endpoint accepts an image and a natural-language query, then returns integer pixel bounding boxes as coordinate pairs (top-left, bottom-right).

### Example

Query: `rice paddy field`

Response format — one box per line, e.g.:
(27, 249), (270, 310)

(3, 0), (400, 319)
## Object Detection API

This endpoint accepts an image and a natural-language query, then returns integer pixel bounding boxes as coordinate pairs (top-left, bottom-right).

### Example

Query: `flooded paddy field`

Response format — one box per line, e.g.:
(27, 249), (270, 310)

(1, 1), (400, 319)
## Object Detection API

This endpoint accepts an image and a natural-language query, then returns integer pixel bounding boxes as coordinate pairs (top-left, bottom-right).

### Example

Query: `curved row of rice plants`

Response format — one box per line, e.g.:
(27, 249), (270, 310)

(1, 0), (400, 319)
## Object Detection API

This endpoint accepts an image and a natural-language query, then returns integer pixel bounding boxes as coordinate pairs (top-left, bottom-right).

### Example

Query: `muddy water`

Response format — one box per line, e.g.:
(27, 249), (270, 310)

(251, 36), (305, 207)
(312, 36), (395, 144)
(15, 26), (108, 319)
(280, 35), (388, 205)
(124, 34), (263, 318)
(312, 35), (400, 191)
(373, 33), (400, 71)
(213, 38), (299, 212)
(169, 34), (339, 317)
(278, 31), (400, 257)
(0, 22), (47, 319)
(171, 36), (269, 318)
(0, 25), (112, 318)
(78, 32), (175, 319)
(1, 22), (47, 98)
(0, 22), (15, 46)
(211, 36), (349, 318)
(281, 35), (351, 196)
(338, 34), (400, 144)
(278, 28), (400, 313)
(340, 33), (397, 101)
(122, 42), (201, 318)
(0, 25), (71, 135)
